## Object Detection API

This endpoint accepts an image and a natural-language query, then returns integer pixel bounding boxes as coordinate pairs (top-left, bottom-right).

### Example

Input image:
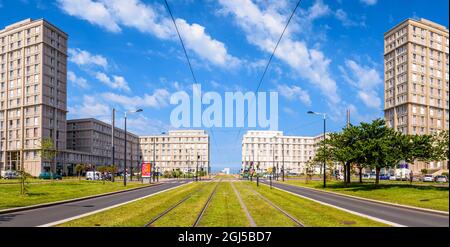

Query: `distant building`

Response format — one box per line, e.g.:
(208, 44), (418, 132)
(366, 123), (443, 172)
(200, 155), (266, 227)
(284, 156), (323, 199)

(384, 18), (449, 173)
(139, 130), (210, 174)
(65, 118), (139, 176)
(221, 168), (230, 174)
(241, 131), (327, 175)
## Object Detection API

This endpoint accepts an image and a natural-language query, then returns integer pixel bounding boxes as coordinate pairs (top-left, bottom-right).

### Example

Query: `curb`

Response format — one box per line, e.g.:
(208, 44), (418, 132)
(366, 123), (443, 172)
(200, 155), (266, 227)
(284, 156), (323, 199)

(0, 183), (162, 215)
(277, 181), (449, 216)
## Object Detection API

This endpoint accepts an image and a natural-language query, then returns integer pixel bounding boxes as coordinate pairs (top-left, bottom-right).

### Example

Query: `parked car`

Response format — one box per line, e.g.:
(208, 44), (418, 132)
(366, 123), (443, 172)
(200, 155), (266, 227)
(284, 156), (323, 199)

(389, 175), (397, 181)
(1, 170), (19, 179)
(423, 174), (434, 182)
(434, 175), (448, 183)
(38, 172), (62, 180)
(379, 174), (390, 180)
(369, 172), (377, 179)
(86, 171), (101, 180)
(362, 174), (370, 179)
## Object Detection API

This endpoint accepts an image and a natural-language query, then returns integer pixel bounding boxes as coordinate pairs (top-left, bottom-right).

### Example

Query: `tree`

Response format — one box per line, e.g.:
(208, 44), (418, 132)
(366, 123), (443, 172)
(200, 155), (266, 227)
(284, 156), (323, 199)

(421, 169), (428, 175)
(39, 137), (58, 179)
(75, 164), (86, 181)
(431, 130), (449, 168)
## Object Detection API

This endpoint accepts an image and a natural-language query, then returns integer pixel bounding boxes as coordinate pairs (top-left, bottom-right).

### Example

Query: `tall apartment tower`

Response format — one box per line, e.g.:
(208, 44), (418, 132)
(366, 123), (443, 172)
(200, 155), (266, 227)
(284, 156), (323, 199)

(0, 19), (67, 176)
(384, 18), (449, 172)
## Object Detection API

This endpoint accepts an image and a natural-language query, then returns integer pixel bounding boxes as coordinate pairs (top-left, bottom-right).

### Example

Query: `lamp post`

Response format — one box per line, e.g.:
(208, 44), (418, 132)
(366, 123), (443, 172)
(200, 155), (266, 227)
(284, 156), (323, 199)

(123, 109), (143, 187)
(307, 110), (327, 188)
(282, 137), (285, 182)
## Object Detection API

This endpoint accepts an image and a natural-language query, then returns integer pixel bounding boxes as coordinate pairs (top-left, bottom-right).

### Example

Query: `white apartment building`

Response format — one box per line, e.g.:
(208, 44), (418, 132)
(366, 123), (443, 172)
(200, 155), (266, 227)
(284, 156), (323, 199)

(241, 131), (325, 175)
(139, 130), (210, 174)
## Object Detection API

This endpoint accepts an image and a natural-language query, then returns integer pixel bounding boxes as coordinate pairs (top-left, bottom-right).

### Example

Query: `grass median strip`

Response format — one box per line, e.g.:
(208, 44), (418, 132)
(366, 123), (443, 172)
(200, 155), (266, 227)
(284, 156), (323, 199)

(198, 182), (250, 227)
(58, 182), (201, 227)
(283, 180), (449, 212)
(0, 180), (148, 210)
(233, 182), (297, 227)
(250, 182), (388, 227)
(151, 182), (218, 227)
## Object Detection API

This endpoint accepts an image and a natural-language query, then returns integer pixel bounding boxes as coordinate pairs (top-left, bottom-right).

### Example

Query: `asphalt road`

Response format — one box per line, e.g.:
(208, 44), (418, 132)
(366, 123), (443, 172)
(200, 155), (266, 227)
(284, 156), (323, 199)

(261, 180), (449, 227)
(0, 179), (191, 227)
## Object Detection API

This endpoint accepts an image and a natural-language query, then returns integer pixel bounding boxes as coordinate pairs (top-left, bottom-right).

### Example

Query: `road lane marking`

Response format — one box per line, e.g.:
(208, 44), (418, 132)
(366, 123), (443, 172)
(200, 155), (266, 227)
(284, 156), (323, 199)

(38, 182), (193, 227)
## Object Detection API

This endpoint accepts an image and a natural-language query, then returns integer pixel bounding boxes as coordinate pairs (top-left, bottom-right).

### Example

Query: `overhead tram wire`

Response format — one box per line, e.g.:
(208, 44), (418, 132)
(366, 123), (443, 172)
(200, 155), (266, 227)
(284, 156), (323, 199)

(164, 0), (220, 175)
(233, 0), (303, 144)
(164, 0), (198, 85)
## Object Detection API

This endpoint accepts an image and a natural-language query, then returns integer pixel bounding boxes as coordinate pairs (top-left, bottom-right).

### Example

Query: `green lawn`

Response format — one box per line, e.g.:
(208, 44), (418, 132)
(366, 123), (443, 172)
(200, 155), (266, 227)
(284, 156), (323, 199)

(152, 182), (218, 226)
(233, 182), (298, 226)
(56, 180), (391, 227)
(248, 182), (387, 227)
(197, 182), (250, 227)
(0, 180), (148, 210)
(283, 180), (449, 211)
(59, 182), (202, 227)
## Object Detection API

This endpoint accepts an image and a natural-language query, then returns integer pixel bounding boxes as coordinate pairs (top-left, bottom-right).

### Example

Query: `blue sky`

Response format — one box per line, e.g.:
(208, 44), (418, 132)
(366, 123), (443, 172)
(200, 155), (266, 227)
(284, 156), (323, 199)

(1, 0), (448, 172)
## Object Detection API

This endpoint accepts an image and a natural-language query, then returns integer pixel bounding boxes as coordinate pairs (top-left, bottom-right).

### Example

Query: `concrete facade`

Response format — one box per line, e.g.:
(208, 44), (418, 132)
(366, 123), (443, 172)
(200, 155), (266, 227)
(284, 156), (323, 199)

(241, 131), (325, 175)
(384, 18), (449, 173)
(139, 130), (210, 174)
(65, 118), (139, 176)
(0, 18), (68, 176)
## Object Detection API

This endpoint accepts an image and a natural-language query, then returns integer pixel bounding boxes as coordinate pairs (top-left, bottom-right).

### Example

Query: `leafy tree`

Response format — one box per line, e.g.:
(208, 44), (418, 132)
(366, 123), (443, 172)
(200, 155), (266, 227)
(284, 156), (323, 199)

(431, 130), (449, 168)
(75, 164), (86, 180)
(421, 169), (428, 175)
(39, 138), (58, 179)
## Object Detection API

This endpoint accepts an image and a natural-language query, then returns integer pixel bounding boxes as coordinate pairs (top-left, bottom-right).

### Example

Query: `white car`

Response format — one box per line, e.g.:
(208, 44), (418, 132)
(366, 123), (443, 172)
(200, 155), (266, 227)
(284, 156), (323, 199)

(389, 175), (397, 181)
(435, 175), (448, 183)
(423, 174), (434, 182)
(86, 171), (101, 180)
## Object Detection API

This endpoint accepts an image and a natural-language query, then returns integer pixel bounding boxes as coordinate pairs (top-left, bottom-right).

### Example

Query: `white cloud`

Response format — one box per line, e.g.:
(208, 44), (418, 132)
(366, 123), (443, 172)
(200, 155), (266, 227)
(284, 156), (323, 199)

(68, 95), (110, 119)
(218, 0), (340, 105)
(175, 19), (241, 67)
(68, 48), (108, 69)
(58, 0), (240, 68)
(277, 84), (311, 106)
(101, 88), (170, 110)
(306, 0), (331, 21)
(57, 0), (120, 32)
(117, 115), (170, 135)
(335, 9), (365, 27)
(339, 59), (382, 109)
(95, 72), (131, 92)
(360, 0), (377, 6)
(67, 71), (89, 88)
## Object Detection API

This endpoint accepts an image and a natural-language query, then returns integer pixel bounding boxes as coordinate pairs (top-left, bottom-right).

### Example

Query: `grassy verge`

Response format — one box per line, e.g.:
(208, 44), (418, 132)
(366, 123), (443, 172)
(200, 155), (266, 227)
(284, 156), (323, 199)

(59, 182), (201, 227)
(248, 182), (387, 227)
(233, 182), (297, 226)
(283, 180), (449, 212)
(198, 182), (249, 227)
(0, 180), (147, 210)
(152, 182), (218, 227)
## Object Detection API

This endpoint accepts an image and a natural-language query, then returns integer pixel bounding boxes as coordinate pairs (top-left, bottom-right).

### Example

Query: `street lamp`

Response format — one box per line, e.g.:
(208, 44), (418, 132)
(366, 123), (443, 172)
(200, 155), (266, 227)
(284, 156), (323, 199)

(124, 109), (143, 187)
(307, 110), (327, 188)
